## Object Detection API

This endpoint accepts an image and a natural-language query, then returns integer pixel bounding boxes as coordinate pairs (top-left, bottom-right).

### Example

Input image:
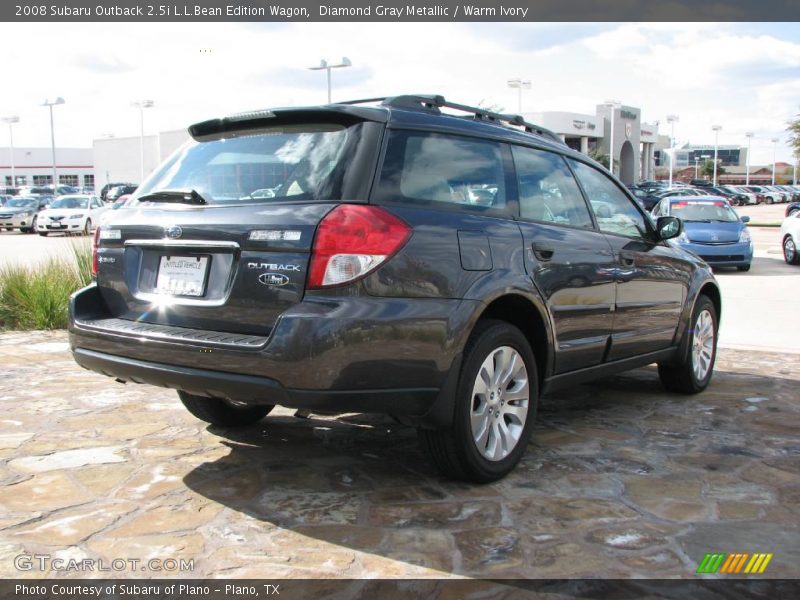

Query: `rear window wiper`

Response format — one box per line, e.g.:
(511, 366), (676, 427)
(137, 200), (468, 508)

(136, 189), (209, 205)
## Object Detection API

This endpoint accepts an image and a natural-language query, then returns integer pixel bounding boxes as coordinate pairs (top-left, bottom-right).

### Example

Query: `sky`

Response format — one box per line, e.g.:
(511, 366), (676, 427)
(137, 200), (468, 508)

(1, 21), (798, 165)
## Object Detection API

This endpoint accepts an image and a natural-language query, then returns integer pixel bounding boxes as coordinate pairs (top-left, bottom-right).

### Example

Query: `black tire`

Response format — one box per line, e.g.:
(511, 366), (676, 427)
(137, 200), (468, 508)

(178, 391), (274, 427)
(789, 209), (799, 218)
(83, 219), (92, 235)
(39, 232), (48, 237)
(737, 264), (751, 272)
(784, 235), (800, 265)
(418, 319), (538, 483)
(658, 296), (718, 394)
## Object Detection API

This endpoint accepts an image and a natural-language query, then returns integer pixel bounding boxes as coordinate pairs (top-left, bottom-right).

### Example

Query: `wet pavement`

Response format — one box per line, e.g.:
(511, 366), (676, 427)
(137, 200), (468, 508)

(0, 331), (798, 579)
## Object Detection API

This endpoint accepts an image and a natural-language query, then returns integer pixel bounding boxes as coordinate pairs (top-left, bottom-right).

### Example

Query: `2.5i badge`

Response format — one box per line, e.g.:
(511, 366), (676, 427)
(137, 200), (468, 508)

(258, 273), (290, 286)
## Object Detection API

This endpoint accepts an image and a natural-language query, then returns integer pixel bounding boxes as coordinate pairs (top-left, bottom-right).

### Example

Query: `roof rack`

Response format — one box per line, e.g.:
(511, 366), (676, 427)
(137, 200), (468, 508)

(339, 94), (564, 145)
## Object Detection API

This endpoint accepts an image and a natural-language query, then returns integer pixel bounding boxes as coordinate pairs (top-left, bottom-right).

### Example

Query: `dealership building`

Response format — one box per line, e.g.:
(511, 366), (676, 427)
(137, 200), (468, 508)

(0, 147), (94, 189)
(524, 103), (661, 185)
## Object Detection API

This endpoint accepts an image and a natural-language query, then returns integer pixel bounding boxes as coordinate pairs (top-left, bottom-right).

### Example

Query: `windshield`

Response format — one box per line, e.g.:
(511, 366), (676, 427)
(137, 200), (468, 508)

(49, 196), (88, 209)
(134, 123), (362, 205)
(6, 198), (37, 208)
(671, 200), (739, 222)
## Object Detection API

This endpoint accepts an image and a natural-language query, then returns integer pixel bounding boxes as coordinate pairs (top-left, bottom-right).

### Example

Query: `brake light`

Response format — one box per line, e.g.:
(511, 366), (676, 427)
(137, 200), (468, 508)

(308, 204), (411, 289)
(91, 226), (101, 277)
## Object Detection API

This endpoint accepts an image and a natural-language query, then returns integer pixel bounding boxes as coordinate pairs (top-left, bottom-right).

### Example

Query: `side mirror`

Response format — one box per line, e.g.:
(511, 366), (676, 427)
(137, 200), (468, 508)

(656, 216), (682, 241)
(740, 215), (751, 223)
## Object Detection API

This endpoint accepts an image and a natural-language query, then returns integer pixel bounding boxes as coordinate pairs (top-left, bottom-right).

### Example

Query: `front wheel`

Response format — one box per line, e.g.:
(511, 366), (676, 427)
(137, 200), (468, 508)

(784, 235), (800, 265)
(737, 264), (751, 272)
(178, 391), (274, 427)
(658, 296), (718, 394)
(39, 232), (48, 237)
(418, 320), (538, 483)
(83, 219), (92, 235)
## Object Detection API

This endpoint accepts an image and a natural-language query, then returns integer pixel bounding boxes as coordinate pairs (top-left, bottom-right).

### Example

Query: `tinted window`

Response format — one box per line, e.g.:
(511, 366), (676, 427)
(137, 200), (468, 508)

(375, 131), (506, 209)
(569, 160), (648, 238)
(511, 146), (593, 228)
(135, 123), (365, 205)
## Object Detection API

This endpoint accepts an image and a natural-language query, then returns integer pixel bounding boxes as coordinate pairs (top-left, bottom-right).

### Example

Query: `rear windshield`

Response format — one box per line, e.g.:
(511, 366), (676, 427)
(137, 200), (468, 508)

(133, 123), (365, 205)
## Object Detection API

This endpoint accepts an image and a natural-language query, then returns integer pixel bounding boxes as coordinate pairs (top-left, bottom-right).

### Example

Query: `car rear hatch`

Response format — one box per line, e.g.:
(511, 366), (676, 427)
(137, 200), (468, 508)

(87, 107), (385, 338)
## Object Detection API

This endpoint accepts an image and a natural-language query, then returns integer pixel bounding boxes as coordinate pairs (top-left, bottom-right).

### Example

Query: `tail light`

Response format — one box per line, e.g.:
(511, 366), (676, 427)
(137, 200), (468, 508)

(91, 226), (101, 277)
(308, 204), (411, 289)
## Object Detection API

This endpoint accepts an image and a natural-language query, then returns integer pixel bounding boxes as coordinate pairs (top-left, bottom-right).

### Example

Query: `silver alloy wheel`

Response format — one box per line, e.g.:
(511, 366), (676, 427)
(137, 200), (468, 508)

(692, 309), (714, 381)
(470, 345), (529, 461)
(785, 237), (796, 262)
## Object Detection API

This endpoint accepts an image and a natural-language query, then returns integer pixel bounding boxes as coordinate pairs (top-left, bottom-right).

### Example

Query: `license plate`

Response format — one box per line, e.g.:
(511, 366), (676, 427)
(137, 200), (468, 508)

(48, 223), (65, 228)
(155, 255), (210, 297)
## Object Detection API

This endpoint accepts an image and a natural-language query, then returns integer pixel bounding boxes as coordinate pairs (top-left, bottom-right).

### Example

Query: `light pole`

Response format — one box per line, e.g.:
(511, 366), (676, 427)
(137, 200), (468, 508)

(605, 100), (621, 175)
(308, 57), (351, 104)
(694, 156), (700, 179)
(771, 138), (779, 185)
(507, 78), (531, 113)
(711, 125), (722, 186)
(132, 100), (154, 183)
(42, 98), (65, 190)
(667, 114), (679, 188)
(744, 132), (754, 186)
(1, 116), (19, 188)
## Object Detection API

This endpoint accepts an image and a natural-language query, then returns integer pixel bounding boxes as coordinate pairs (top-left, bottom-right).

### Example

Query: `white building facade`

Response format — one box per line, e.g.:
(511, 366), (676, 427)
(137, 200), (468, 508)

(0, 147), (94, 189)
(93, 129), (191, 189)
(524, 103), (660, 185)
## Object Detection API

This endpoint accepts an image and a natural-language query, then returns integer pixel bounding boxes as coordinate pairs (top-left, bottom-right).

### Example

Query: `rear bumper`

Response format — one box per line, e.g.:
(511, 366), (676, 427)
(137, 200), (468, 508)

(69, 284), (477, 425)
(72, 347), (440, 416)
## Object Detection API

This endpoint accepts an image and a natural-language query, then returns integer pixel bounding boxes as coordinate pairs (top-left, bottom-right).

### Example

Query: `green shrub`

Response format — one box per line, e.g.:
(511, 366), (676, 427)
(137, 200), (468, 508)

(0, 240), (93, 330)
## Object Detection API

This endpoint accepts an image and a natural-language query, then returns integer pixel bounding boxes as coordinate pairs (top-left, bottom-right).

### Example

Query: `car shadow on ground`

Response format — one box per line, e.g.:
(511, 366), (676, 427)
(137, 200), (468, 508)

(182, 362), (799, 578)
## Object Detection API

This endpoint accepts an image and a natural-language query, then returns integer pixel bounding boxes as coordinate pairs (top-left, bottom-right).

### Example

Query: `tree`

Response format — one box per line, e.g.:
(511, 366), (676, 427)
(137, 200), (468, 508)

(788, 111), (800, 160)
(588, 148), (611, 169)
(701, 159), (725, 178)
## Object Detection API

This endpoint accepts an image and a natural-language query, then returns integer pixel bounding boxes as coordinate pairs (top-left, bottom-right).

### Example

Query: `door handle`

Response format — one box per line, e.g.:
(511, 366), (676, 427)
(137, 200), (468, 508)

(532, 242), (555, 261)
(619, 251), (636, 267)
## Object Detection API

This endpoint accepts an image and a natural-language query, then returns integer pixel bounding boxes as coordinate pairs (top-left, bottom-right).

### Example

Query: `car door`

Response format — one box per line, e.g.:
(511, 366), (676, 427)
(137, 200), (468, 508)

(568, 159), (691, 360)
(511, 145), (618, 374)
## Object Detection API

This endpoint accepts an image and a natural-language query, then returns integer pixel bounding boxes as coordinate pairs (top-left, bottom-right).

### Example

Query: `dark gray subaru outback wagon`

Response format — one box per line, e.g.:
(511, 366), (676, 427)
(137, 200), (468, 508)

(69, 95), (721, 482)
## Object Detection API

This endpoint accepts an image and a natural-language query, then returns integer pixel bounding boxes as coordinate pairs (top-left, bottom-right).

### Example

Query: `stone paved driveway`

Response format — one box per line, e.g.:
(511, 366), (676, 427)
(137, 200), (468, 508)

(0, 331), (798, 579)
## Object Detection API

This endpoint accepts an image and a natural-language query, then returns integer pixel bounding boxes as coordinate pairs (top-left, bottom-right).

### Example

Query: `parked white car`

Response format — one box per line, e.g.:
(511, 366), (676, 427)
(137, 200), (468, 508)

(781, 211), (800, 265)
(37, 195), (106, 236)
(728, 186), (759, 205)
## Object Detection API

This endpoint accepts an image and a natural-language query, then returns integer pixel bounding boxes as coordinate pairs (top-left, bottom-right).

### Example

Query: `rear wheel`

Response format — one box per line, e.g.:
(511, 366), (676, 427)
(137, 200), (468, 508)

(39, 232), (48, 237)
(418, 320), (537, 483)
(178, 391), (274, 427)
(737, 264), (751, 272)
(789, 209), (799, 217)
(658, 296), (718, 394)
(784, 235), (800, 265)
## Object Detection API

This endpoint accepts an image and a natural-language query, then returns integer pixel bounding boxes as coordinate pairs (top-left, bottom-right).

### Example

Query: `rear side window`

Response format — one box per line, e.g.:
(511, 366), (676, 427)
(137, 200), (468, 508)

(375, 131), (507, 209)
(511, 145), (593, 229)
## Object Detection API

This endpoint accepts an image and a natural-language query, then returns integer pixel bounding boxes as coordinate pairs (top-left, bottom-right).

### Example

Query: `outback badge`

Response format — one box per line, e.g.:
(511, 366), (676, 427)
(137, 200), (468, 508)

(258, 273), (290, 287)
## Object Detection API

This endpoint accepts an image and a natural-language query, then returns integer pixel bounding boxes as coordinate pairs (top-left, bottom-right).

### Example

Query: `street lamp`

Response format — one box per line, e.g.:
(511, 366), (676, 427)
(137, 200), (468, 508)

(744, 132), (754, 186)
(711, 125), (722, 186)
(132, 100), (154, 183)
(308, 57), (351, 104)
(41, 98), (65, 190)
(771, 138), (779, 185)
(667, 114), (679, 188)
(605, 100), (621, 175)
(1, 116), (19, 188)
(694, 156), (701, 179)
(507, 78), (531, 113)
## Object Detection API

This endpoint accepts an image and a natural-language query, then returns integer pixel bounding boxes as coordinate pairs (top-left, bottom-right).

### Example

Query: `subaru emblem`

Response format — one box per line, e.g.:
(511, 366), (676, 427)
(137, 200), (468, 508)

(165, 225), (182, 239)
